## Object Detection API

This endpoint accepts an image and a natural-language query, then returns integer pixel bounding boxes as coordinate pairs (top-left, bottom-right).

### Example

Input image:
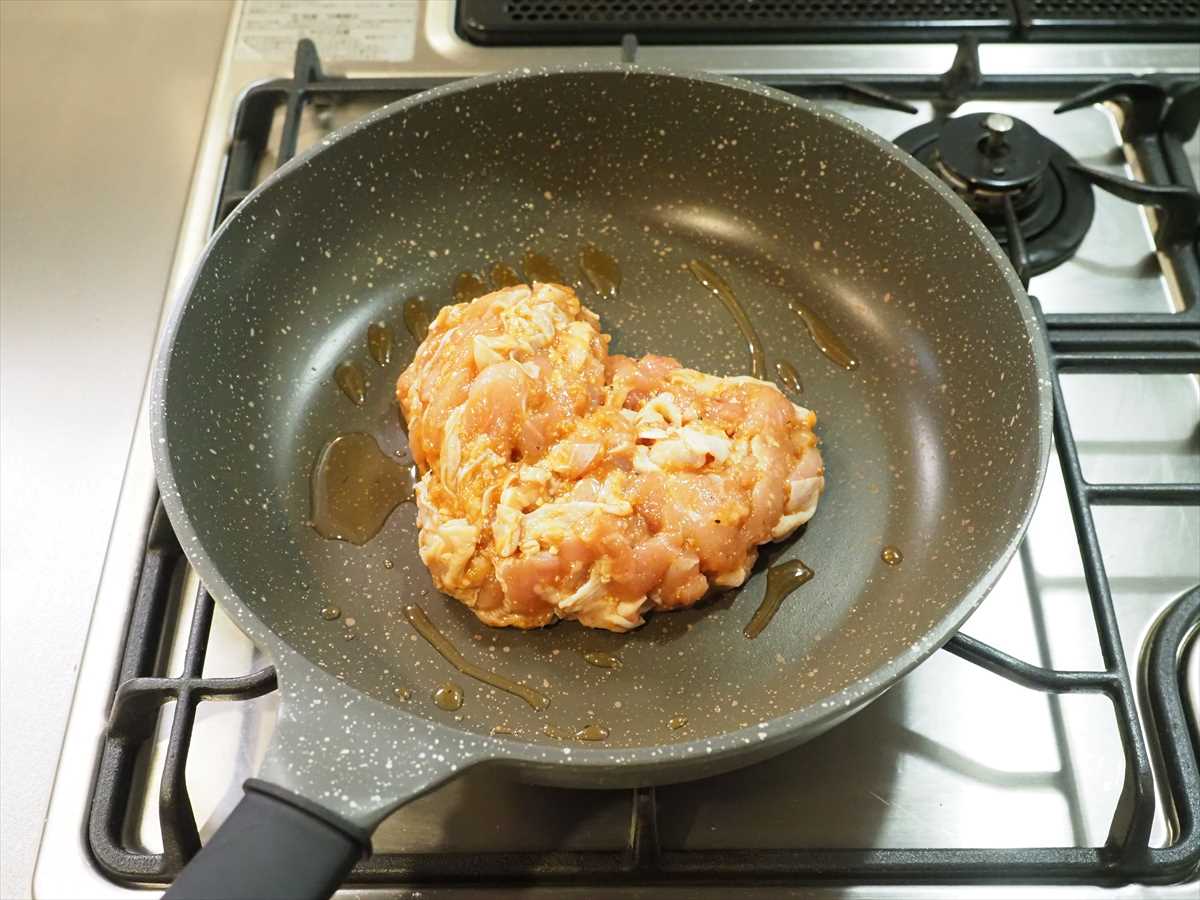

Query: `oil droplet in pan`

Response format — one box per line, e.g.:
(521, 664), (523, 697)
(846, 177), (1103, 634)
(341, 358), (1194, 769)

(433, 683), (464, 711)
(687, 259), (767, 380)
(582, 651), (621, 669)
(576, 723), (610, 741)
(453, 270), (488, 302)
(522, 250), (565, 284)
(789, 301), (858, 370)
(403, 297), (431, 343)
(668, 715), (688, 730)
(774, 360), (804, 397)
(491, 724), (515, 736)
(882, 546), (904, 566)
(310, 433), (417, 545)
(334, 362), (366, 405)
(743, 559), (815, 639)
(578, 244), (621, 298)
(320, 606), (341, 621)
(489, 261), (524, 288)
(367, 322), (393, 366)
(403, 605), (550, 710)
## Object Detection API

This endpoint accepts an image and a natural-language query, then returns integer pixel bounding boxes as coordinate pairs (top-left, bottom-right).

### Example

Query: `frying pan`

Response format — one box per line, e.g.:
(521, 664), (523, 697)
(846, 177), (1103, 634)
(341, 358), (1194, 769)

(152, 66), (1051, 899)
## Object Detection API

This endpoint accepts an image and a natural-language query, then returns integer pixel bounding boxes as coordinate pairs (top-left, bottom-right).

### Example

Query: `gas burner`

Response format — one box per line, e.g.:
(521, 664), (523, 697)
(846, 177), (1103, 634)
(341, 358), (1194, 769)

(895, 112), (1095, 276)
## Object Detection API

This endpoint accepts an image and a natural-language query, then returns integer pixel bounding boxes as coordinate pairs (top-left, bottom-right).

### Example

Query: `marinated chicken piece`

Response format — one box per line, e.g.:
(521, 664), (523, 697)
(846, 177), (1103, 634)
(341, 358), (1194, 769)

(396, 282), (825, 631)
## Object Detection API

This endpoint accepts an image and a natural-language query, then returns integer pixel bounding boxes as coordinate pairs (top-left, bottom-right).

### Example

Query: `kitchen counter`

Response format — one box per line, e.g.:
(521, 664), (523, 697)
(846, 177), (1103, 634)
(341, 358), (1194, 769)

(0, 2), (232, 896)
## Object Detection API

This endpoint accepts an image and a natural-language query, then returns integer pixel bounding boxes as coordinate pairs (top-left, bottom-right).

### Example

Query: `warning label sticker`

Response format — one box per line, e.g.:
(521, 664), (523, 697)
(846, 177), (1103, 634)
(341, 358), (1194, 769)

(235, 1), (418, 64)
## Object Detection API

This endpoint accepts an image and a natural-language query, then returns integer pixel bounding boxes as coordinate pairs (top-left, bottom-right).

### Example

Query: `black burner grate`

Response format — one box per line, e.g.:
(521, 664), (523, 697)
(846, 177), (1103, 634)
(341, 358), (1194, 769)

(461, 0), (1017, 43)
(1026, 0), (1199, 13)
(457, 0), (1199, 43)
(88, 40), (1200, 890)
(1018, 0), (1200, 40)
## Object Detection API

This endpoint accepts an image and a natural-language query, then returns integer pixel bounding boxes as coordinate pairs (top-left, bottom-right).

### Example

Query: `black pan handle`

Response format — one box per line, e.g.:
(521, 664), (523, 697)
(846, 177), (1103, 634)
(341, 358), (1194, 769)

(164, 779), (371, 900)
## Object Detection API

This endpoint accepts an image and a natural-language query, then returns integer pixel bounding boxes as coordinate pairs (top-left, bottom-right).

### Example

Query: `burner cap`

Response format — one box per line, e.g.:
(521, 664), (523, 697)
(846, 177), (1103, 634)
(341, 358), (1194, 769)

(895, 113), (1095, 277)
(936, 112), (1052, 194)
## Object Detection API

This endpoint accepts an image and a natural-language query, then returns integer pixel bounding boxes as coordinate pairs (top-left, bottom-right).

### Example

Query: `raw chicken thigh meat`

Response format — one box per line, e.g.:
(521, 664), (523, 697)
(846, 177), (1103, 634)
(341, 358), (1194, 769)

(396, 282), (824, 631)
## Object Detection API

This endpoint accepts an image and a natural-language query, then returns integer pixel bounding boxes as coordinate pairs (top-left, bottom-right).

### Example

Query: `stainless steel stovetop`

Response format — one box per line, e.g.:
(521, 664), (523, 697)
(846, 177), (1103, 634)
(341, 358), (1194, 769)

(34, 2), (1200, 897)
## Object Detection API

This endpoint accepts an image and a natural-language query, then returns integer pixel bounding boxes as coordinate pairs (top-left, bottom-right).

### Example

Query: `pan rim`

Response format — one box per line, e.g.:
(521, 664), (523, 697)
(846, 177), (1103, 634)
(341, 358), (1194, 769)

(151, 63), (1052, 780)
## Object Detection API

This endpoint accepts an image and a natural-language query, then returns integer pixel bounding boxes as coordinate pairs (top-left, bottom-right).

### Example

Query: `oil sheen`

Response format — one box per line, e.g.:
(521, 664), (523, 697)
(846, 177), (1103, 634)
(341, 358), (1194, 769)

(334, 362), (366, 405)
(453, 270), (488, 303)
(582, 651), (621, 669)
(433, 683), (464, 711)
(790, 300), (857, 370)
(774, 360), (804, 397)
(522, 250), (566, 284)
(310, 433), (416, 545)
(367, 322), (393, 366)
(578, 244), (621, 298)
(743, 559), (815, 639)
(404, 605), (550, 710)
(576, 723), (610, 741)
(403, 297), (432, 343)
(687, 259), (767, 380)
(489, 261), (524, 288)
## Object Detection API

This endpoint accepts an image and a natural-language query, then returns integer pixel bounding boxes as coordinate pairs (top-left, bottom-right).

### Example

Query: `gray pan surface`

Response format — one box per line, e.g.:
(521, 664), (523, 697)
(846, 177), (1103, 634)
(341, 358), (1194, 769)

(152, 66), (1051, 831)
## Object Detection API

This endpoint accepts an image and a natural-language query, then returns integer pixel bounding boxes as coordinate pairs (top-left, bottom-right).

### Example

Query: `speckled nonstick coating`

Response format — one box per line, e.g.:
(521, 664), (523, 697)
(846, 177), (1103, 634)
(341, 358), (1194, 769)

(151, 66), (1051, 834)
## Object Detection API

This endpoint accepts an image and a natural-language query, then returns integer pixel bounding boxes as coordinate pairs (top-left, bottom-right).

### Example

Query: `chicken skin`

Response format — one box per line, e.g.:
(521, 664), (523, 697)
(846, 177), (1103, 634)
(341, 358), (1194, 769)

(396, 282), (824, 631)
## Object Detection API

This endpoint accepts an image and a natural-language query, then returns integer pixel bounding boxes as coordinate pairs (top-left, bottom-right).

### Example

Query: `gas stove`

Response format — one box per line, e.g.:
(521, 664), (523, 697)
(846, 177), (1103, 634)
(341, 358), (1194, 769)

(34, 3), (1200, 898)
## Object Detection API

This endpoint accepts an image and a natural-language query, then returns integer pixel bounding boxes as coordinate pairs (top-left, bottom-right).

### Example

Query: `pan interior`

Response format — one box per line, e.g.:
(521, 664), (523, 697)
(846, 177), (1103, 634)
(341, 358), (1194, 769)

(159, 70), (1042, 749)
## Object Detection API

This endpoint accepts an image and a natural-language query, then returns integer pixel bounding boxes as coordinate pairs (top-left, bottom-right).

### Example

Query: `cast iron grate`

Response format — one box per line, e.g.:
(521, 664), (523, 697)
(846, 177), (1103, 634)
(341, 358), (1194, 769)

(88, 40), (1200, 888)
